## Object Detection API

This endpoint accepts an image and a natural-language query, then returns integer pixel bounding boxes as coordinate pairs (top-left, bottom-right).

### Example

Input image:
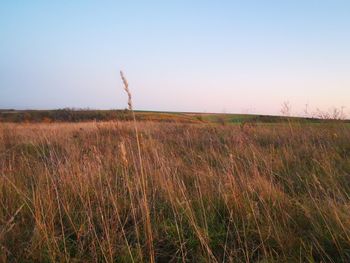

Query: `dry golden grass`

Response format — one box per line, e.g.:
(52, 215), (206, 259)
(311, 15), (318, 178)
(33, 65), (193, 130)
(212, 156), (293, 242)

(0, 121), (350, 262)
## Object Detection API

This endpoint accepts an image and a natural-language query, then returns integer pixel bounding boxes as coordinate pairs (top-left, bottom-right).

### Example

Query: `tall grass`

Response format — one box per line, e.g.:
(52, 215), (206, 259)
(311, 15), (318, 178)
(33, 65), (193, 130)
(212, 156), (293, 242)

(120, 70), (155, 263)
(1, 121), (350, 262)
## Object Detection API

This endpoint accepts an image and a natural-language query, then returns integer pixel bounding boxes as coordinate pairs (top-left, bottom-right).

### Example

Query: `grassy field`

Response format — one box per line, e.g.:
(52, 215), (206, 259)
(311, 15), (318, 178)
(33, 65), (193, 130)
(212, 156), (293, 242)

(1, 120), (350, 262)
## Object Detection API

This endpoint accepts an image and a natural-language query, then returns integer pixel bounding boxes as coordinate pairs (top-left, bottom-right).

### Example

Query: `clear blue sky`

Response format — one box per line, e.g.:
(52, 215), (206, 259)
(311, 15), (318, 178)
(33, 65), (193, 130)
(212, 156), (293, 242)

(1, 0), (349, 115)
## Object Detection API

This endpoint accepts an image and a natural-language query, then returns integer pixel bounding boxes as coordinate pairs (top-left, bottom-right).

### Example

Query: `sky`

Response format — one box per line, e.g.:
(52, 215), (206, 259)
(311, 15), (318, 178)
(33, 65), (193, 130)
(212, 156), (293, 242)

(1, 0), (350, 116)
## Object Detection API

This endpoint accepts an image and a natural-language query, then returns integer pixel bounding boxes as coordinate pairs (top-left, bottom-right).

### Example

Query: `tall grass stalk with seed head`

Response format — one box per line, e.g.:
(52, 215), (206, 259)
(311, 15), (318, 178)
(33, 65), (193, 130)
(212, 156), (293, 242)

(120, 70), (155, 263)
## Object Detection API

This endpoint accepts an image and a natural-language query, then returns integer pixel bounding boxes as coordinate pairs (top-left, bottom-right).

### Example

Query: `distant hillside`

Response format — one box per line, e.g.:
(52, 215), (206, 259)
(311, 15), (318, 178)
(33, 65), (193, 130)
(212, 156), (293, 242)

(0, 109), (348, 124)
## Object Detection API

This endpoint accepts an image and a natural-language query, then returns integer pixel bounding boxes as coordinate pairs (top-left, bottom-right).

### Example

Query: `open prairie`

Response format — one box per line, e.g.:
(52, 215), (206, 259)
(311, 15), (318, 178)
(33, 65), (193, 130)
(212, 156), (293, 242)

(1, 121), (350, 262)
(2, 1), (350, 262)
